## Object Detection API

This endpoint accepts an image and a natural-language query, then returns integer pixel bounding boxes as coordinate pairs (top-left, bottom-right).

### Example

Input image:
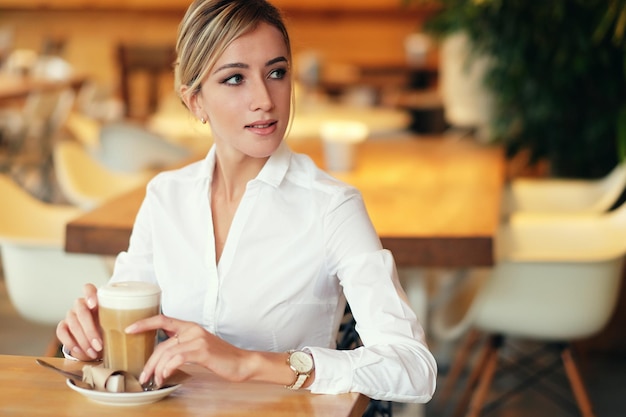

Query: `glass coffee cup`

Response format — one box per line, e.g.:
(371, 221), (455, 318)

(98, 281), (161, 378)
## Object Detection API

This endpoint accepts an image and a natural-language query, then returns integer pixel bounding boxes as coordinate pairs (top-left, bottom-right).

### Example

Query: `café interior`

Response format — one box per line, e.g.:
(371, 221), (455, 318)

(0, 1), (625, 417)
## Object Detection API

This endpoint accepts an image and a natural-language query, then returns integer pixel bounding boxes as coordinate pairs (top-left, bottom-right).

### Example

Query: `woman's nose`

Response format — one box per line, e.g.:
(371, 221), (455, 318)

(249, 80), (274, 112)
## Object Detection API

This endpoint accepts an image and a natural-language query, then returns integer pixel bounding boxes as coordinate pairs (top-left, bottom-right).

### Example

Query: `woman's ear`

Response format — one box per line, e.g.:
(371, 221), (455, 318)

(180, 85), (204, 121)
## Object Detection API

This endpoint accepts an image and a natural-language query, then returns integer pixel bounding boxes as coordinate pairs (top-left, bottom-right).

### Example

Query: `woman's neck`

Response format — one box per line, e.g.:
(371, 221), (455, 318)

(210, 148), (269, 263)
(212, 147), (268, 202)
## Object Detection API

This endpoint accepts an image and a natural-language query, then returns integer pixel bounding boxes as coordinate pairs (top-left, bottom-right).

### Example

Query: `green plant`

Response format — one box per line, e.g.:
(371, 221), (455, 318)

(412, 0), (626, 178)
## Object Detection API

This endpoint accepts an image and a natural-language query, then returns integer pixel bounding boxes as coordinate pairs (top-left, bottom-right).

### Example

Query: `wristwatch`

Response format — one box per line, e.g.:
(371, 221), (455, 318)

(286, 350), (314, 390)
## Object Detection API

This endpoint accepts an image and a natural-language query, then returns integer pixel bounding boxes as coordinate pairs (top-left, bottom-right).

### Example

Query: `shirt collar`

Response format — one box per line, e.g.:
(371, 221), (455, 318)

(201, 141), (291, 188)
(256, 141), (291, 187)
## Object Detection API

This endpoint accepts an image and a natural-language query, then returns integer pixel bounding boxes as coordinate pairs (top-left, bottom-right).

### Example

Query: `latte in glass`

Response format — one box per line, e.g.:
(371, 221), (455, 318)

(98, 281), (161, 378)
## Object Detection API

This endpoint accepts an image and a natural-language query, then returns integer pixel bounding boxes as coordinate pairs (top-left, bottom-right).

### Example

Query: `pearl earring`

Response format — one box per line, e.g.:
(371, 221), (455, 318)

(200, 117), (206, 124)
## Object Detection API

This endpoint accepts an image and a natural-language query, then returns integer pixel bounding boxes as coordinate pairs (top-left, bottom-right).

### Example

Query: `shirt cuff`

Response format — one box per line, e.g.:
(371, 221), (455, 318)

(305, 347), (353, 395)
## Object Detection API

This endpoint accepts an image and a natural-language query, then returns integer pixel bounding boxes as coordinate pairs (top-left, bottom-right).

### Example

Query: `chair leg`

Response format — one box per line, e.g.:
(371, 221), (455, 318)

(436, 329), (482, 411)
(562, 347), (597, 417)
(450, 335), (499, 417)
(464, 336), (500, 417)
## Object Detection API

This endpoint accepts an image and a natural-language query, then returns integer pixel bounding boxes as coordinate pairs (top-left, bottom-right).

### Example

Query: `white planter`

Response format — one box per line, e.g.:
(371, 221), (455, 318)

(440, 31), (495, 141)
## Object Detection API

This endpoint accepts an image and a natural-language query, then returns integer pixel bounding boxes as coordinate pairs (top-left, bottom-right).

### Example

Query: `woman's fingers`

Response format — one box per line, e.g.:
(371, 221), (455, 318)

(133, 317), (198, 385)
(64, 297), (102, 359)
(141, 334), (187, 386)
(55, 283), (103, 360)
(125, 314), (174, 335)
(157, 344), (190, 386)
(131, 316), (243, 386)
(56, 319), (92, 361)
(83, 283), (98, 309)
(76, 303), (103, 357)
(127, 315), (179, 384)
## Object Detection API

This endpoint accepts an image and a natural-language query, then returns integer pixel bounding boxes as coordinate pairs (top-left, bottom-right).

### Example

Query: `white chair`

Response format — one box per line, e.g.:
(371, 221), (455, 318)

(502, 161), (626, 216)
(0, 174), (111, 355)
(432, 208), (625, 417)
(63, 115), (192, 174)
(52, 140), (151, 210)
(96, 121), (192, 173)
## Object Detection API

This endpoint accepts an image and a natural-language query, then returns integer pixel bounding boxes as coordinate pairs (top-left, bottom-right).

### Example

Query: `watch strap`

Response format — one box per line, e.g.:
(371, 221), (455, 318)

(286, 372), (309, 390)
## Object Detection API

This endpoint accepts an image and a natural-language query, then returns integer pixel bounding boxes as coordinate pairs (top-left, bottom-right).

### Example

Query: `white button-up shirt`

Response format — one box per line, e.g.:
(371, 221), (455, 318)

(110, 141), (437, 403)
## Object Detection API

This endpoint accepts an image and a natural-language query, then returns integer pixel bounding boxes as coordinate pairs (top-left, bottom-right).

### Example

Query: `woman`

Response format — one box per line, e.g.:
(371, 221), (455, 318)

(56, 0), (437, 403)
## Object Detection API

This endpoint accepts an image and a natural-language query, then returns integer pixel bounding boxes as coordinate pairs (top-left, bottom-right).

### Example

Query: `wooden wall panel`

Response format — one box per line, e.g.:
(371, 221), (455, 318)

(0, 0), (423, 11)
(0, 5), (431, 96)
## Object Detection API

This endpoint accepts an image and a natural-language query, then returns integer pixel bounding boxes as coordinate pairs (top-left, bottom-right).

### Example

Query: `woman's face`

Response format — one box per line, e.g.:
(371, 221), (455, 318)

(193, 22), (291, 160)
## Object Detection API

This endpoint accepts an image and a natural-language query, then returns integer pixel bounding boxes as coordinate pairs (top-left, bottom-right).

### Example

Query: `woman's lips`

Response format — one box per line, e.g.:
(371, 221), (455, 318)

(245, 120), (278, 135)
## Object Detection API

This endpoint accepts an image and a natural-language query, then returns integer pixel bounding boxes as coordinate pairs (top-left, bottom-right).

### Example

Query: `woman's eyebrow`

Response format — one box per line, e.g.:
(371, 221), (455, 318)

(266, 56), (288, 66)
(213, 62), (247, 74)
(213, 56), (288, 74)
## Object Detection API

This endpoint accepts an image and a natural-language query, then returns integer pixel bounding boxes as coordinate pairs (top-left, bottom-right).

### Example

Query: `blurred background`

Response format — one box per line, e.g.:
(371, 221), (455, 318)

(1, 1), (625, 416)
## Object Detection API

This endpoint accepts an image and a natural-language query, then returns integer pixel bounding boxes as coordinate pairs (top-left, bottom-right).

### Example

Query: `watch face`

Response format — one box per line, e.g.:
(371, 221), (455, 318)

(290, 351), (314, 373)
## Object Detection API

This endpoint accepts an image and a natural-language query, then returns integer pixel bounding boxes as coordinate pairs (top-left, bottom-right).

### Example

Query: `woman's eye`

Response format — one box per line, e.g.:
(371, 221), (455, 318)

(222, 74), (244, 85)
(269, 68), (287, 80)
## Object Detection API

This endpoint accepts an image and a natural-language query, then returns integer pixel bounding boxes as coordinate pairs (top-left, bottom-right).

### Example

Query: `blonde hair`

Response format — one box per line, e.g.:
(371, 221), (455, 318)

(175, 0), (291, 103)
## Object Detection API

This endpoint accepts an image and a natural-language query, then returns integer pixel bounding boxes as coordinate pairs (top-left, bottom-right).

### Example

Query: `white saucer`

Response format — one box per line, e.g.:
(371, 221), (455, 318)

(66, 379), (182, 406)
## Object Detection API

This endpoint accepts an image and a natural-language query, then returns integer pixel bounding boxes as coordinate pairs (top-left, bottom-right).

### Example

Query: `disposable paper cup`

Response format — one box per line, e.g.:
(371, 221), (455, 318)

(405, 32), (432, 65)
(320, 120), (369, 172)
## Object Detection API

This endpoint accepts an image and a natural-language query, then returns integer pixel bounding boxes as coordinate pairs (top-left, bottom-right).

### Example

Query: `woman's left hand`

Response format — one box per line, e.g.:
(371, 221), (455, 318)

(125, 314), (251, 387)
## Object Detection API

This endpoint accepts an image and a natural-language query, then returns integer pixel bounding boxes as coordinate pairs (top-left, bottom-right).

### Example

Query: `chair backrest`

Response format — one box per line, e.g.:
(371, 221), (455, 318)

(433, 207), (626, 344)
(1, 244), (110, 324)
(53, 140), (149, 210)
(0, 174), (80, 244)
(586, 161), (626, 212)
(504, 198), (626, 261)
(432, 257), (624, 345)
(97, 121), (192, 173)
(0, 174), (110, 325)
(505, 161), (626, 215)
(473, 257), (623, 341)
(117, 44), (176, 119)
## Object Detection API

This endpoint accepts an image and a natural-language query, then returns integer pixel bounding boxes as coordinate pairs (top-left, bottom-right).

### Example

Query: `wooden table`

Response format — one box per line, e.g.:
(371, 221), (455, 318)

(65, 134), (505, 268)
(319, 57), (440, 96)
(147, 97), (411, 150)
(0, 355), (368, 417)
(0, 73), (86, 103)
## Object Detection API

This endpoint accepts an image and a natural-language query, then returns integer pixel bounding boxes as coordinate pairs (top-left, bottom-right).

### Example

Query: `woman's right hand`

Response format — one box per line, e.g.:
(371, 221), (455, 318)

(56, 283), (103, 361)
